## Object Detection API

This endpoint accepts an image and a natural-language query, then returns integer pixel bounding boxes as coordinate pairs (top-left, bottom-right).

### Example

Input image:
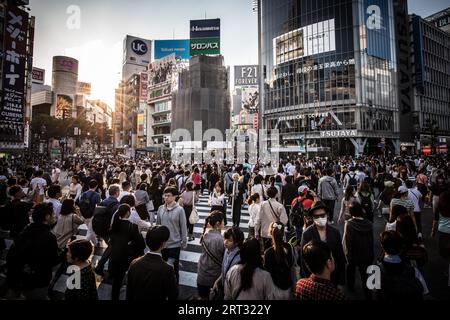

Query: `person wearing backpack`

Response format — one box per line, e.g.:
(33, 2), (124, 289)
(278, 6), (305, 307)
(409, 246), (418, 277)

(197, 211), (225, 300)
(344, 167), (359, 189)
(79, 180), (101, 243)
(290, 186), (315, 242)
(342, 202), (374, 300)
(355, 180), (375, 222)
(93, 184), (120, 277)
(377, 231), (428, 300)
(317, 168), (340, 223)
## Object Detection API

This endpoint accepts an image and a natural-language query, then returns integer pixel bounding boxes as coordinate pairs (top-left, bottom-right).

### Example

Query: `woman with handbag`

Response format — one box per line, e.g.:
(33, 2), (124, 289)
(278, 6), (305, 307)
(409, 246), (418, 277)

(209, 182), (226, 224)
(180, 182), (199, 242)
(49, 199), (85, 296)
(109, 204), (146, 301)
(197, 211), (225, 300)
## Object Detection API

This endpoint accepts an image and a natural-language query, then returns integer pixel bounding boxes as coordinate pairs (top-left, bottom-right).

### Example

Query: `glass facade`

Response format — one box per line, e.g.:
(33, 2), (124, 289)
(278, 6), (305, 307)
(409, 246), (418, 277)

(259, 0), (400, 155)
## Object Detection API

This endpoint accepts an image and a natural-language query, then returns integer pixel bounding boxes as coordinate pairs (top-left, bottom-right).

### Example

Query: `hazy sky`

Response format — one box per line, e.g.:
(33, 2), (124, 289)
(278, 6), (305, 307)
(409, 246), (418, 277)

(29, 0), (450, 108)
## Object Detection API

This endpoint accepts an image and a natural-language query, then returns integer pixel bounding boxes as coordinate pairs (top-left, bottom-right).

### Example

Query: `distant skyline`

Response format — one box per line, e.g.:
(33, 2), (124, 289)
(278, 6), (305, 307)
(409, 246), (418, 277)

(29, 0), (450, 108)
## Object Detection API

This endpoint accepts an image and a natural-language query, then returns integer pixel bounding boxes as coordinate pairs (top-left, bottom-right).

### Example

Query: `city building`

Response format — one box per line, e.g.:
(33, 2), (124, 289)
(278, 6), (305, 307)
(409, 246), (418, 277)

(256, 0), (413, 157)
(171, 55), (230, 152)
(410, 9), (450, 155)
(85, 100), (112, 127)
(0, 0), (34, 154)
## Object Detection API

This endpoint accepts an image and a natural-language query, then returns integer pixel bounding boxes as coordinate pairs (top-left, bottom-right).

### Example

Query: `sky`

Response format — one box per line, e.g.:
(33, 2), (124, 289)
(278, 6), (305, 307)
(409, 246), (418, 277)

(29, 0), (450, 109)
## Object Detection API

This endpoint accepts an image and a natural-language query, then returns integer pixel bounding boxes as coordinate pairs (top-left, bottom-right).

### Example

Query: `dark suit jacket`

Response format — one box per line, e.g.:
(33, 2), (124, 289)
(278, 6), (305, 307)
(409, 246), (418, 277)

(300, 224), (346, 286)
(228, 182), (245, 204)
(126, 253), (178, 301)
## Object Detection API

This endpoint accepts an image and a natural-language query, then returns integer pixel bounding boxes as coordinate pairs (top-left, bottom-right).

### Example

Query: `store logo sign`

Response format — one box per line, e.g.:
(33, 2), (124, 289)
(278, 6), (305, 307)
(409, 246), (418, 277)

(367, 5), (382, 30)
(132, 40), (148, 55)
(320, 130), (357, 138)
(191, 42), (219, 50)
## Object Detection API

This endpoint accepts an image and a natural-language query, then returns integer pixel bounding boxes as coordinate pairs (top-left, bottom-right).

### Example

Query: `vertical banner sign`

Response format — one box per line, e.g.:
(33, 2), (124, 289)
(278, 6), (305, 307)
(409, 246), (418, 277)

(140, 72), (148, 102)
(234, 65), (258, 86)
(1, 5), (29, 142)
(364, 0), (391, 60)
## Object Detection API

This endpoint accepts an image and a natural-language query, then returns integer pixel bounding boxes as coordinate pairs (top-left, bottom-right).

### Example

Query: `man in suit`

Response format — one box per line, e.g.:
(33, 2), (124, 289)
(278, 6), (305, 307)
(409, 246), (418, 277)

(229, 173), (245, 227)
(126, 226), (178, 301)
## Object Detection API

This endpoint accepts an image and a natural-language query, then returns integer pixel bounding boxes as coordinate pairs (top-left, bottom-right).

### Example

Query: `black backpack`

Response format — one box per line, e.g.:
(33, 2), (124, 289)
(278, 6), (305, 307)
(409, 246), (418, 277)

(348, 173), (358, 187)
(92, 202), (116, 239)
(359, 193), (373, 217)
(379, 263), (424, 300)
(78, 191), (97, 219)
(290, 197), (306, 228)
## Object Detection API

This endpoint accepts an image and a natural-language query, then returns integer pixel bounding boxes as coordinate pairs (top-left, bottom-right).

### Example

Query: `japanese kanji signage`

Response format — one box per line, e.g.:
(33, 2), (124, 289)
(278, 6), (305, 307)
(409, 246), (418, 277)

(1, 5), (29, 143)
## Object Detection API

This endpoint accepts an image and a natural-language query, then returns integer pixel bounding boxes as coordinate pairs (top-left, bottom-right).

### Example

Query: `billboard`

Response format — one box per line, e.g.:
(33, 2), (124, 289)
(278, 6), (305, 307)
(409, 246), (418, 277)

(148, 54), (175, 87)
(273, 19), (336, 65)
(235, 65), (258, 86)
(1, 5), (29, 142)
(53, 56), (79, 74)
(32, 68), (45, 84)
(155, 40), (191, 60)
(190, 19), (221, 38)
(364, 0), (392, 60)
(190, 19), (221, 56)
(140, 72), (148, 102)
(77, 82), (92, 95)
(241, 87), (259, 114)
(123, 35), (152, 67)
(55, 94), (74, 119)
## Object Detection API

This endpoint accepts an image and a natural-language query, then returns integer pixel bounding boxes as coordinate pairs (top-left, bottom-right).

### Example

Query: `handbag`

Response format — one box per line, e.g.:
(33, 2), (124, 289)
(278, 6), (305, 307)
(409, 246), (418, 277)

(189, 206), (200, 225)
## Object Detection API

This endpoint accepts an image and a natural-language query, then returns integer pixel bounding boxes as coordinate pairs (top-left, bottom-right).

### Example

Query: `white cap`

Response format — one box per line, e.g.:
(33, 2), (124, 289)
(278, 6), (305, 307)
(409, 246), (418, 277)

(398, 186), (408, 194)
(298, 185), (309, 195)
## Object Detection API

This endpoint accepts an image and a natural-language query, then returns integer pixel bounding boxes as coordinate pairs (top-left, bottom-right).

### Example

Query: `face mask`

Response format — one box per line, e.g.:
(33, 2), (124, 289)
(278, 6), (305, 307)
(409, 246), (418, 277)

(314, 217), (328, 227)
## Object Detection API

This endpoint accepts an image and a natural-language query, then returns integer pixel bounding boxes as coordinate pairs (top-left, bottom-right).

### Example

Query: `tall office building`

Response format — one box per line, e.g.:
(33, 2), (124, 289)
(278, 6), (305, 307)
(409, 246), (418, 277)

(256, 0), (413, 156)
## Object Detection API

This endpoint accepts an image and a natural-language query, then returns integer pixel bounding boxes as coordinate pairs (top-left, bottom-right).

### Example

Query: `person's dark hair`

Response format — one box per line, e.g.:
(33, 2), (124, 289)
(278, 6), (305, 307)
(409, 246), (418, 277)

(326, 167), (334, 176)
(439, 191), (450, 218)
(285, 176), (293, 184)
(253, 175), (263, 185)
(68, 240), (94, 262)
(390, 205), (408, 223)
(247, 193), (260, 205)
(140, 173), (148, 182)
(9, 185), (22, 197)
(380, 231), (404, 256)
(163, 187), (178, 197)
(139, 183), (147, 191)
(224, 227), (245, 247)
(194, 168), (200, 174)
(32, 203), (54, 223)
(88, 179), (98, 190)
(19, 179), (28, 187)
(269, 176), (276, 187)
(239, 239), (263, 291)
(267, 186), (278, 199)
(122, 181), (131, 191)
(201, 211), (224, 243)
(71, 176), (79, 183)
(36, 170), (43, 177)
(349, 201), (364, 218)
(120, 195), (136, 207)
(167, 178), (177, 187)
(269, 222), (287, 265)
(185, 182), (194, 191)
(214, 182), (222, 192)
(396, 215), (419, 247)
(111, 204), (131, 233)
(405, 180), (414, 189)
(47, 185), (61, 199)
(7, 177), (17, 187)
(344, 185), (354, 201)
(302, 241), (333, 275)
(275, 175), (282, 183)
(60, 199), (76, 216)
(146, 226), (170, 251)
(358, 180), (371, 194)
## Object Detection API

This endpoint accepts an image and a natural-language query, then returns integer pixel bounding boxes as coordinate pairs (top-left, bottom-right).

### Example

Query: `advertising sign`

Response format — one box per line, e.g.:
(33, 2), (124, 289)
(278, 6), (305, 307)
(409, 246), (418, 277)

(155, 40), (191, 60)
(364, 0), (391, 60)
(190, 37), (220, 56)
(190, 19), (221, 56)
(53, 56), (79, 74)
(190, 19), (221, 39)
(123, 35), (152, 67)
(55, 94), (74, 119)
(149, 53), (175, 86)
(320, 130), (358, 138)
(137, 113), (145, 137)
(273, 19), (336, 65)
(1, 5), (29, 142)
(140, 72), (148, 102)
(77, 82), (92, 95)
(149, 84), (172, 101)
(32, 68), (45, 84)
(241, 87), (259, 114)
(235, 65), (258, 86)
